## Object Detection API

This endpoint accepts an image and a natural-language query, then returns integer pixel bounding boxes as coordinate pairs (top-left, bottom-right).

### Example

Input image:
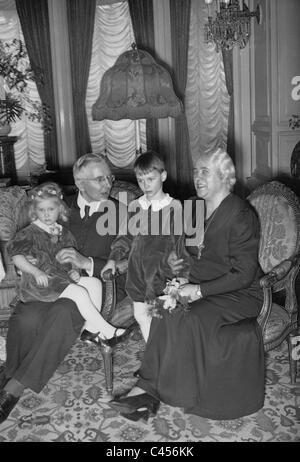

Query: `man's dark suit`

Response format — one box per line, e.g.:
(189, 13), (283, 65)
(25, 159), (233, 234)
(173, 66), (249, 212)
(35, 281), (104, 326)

(68, 195), (126, 302)
(3, 194), (127, 393)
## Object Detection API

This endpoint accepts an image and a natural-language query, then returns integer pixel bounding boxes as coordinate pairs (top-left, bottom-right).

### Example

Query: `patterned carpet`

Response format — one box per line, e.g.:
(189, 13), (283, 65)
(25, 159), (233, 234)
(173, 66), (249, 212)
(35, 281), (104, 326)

(0, 327), (299, 442)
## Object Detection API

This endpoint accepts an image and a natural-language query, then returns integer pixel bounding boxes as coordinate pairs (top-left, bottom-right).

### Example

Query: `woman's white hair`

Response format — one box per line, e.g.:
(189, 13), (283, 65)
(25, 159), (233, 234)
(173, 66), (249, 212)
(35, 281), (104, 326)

(200, 148), (236, 190)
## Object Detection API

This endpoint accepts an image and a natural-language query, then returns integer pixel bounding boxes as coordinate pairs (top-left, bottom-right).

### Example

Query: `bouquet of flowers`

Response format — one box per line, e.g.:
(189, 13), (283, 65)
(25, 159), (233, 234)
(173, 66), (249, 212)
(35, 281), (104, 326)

(148, 278), (190, 318)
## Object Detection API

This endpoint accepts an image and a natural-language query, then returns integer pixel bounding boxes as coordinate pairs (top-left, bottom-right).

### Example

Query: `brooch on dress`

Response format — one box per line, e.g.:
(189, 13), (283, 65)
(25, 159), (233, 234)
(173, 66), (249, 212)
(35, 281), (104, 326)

(49, 224), (63, 244)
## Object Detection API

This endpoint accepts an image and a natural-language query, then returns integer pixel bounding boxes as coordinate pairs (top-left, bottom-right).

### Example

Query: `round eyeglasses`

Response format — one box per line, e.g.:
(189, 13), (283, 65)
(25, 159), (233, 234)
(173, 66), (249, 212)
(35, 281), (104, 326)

(79, 175), (115, 185)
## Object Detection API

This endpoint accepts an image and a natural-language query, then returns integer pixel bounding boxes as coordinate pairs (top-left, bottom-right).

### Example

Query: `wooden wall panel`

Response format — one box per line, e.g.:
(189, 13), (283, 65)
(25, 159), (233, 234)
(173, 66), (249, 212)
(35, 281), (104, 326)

(244, 0), (300, 187)
(277, 0), (300, 125)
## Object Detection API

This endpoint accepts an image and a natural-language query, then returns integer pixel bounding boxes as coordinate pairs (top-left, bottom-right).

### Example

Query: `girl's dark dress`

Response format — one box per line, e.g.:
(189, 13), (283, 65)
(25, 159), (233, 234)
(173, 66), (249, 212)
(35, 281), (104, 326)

(137, 193), (265, 420)
(7, 223), (76, 303)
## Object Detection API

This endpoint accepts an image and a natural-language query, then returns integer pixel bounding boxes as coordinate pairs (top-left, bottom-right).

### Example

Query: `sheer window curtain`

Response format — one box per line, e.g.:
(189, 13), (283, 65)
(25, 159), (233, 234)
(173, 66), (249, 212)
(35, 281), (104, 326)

(185, 0), (230, 166)
(0, 0), (45, 179)
(86, 0), (146, 168)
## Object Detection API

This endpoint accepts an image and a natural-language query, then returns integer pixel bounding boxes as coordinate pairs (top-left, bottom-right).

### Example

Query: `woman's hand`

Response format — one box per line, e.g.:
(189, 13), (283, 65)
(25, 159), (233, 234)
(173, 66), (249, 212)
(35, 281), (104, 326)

(179, 283), (202, 302)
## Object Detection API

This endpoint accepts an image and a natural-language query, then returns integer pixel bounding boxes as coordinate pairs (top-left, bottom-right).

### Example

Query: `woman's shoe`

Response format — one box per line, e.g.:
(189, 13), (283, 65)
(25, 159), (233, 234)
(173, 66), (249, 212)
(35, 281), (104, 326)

(120, 409), (150, 422)
(99, 325), (133, 348)
(0, 390), (20, 424)
(109, 392), (160, 415)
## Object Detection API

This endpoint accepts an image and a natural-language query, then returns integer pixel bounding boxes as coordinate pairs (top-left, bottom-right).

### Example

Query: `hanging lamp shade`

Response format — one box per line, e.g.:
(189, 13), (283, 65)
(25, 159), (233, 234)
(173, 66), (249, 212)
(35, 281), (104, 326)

(92, 45), (183, 121)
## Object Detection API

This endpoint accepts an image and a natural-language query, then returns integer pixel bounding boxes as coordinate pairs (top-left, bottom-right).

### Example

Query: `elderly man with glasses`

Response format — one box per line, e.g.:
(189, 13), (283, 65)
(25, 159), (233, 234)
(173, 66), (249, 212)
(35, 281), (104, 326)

(56, 153), (126, 307)
(0, 153), (128, 424)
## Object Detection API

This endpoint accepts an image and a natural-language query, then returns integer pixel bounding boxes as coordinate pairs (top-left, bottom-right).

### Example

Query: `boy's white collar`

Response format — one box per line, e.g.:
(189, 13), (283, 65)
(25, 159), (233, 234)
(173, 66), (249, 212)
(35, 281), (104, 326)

(138, 193), (172, 211)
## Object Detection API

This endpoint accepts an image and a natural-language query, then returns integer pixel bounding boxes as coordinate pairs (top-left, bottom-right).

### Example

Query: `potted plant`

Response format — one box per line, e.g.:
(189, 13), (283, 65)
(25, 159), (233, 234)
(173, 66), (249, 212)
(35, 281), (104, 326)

(0, 38), (51, 135)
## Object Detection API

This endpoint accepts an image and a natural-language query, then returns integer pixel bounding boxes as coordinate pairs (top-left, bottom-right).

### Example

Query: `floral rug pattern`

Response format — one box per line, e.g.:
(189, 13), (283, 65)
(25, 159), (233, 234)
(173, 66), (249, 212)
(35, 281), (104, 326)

(0, 328), (299, 442)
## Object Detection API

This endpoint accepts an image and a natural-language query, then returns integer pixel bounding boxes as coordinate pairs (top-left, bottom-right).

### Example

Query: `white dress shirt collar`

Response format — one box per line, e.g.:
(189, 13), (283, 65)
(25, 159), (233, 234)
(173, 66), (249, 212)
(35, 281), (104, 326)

(77, 193), (105, 219)
(138, 193), (173, 211)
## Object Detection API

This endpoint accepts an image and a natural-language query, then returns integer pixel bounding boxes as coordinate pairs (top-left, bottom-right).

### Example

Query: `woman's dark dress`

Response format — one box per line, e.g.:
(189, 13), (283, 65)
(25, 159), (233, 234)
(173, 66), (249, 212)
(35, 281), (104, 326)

(7, 223), (76, 303)
(137, 193), (265, 420)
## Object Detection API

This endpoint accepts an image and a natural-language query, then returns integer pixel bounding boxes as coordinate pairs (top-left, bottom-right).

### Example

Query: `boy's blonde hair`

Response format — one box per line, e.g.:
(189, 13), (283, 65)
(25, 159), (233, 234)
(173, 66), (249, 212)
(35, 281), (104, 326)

(134, 151), (166, 175)
(29, 182), (69, 222)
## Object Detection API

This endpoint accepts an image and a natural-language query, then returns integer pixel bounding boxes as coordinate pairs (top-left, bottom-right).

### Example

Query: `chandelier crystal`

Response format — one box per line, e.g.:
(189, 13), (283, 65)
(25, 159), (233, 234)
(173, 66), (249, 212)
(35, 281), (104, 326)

(204, 0), (261, 52)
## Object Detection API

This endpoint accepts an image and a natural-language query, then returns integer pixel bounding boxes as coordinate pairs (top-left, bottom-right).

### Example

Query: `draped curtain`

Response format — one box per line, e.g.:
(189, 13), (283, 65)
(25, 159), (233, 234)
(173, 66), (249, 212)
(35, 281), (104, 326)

(16, 0), (58, 169)
(0, 1), (45, 175)
(169, 0), (194, 199)
(86, 1), (146, 168)
(222, 49), (235, 161)
(66, 0), (96, 159)
(128, 0), (158, 153)
(185, 0), (230, 165)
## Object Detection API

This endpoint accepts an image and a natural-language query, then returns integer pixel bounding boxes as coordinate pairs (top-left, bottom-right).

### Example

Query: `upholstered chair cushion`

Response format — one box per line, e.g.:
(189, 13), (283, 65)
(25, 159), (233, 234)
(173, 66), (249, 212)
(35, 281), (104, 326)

(248, 181), (300, 384)
(110, 180), (141, 205)
(0, 186), (28, 241)
(0, 187), (31, 320)
(249, 190), (299, 273)
(263, 304), (291, 345)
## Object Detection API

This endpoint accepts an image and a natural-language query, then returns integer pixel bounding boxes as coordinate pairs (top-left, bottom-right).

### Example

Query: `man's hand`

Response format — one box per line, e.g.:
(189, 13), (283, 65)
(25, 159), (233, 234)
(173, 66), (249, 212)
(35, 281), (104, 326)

(101, 259), (116, 279)
(55, 247), (92, 272)
(68, 269), (81, 283)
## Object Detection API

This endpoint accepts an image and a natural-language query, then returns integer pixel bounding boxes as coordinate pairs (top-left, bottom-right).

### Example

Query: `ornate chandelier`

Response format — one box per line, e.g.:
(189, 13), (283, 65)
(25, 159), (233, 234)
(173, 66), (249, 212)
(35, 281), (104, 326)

(204, 0), (261, 52)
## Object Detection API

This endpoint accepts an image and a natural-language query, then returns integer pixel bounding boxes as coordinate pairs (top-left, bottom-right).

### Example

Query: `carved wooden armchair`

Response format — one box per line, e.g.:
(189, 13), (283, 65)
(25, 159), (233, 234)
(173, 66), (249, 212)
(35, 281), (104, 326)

(248, 181), (300, 384)
(96, 180), (141, 396)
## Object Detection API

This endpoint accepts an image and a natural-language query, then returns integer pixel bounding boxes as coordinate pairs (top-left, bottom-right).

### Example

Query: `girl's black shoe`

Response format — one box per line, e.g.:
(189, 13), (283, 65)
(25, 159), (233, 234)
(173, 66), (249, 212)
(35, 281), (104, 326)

(99, 325), (133, 348)
(109, 392), (160, 415)
(80, 329), (100, 345)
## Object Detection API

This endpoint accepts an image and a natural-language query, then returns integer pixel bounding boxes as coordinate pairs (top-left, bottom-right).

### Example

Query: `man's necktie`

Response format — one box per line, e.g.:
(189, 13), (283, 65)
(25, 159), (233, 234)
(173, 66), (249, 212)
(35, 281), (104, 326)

(83, 205), (90, 220)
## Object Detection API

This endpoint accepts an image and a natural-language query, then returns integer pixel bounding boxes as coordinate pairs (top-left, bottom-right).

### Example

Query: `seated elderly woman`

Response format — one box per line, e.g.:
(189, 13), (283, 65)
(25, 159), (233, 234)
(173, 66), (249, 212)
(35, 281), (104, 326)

(109, 148), (265, 421)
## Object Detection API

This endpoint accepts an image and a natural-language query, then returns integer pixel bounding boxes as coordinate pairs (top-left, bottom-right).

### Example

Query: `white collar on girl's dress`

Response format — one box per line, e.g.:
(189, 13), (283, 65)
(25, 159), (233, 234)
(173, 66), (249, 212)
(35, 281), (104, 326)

(138, 193), (173, 211)
(33, 219), (63, 236)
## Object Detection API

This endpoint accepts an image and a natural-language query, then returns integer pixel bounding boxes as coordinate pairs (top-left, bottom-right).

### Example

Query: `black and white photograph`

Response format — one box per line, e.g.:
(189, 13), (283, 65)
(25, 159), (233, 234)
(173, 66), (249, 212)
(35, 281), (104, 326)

(0, 0), (299, 445)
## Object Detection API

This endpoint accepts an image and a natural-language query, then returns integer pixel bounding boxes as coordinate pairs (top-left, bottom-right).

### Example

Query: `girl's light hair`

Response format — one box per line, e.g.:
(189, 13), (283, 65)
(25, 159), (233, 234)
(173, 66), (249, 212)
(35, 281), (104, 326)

(73, 152), (109, 180)
(29, 182), (69, 222)
(200, 148), (236, 190)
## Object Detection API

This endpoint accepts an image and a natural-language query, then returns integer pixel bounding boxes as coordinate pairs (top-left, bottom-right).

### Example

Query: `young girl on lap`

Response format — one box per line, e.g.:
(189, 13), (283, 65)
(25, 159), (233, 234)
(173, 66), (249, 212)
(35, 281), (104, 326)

(7, 182), (126, 345)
